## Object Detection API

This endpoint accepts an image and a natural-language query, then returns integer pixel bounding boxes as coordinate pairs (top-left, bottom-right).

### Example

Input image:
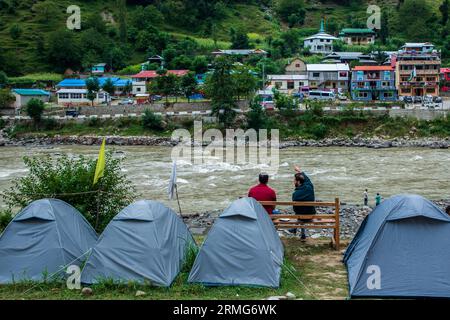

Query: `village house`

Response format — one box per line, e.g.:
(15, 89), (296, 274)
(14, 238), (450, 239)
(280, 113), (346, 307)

(395, 43), (441, 97)
(440, 67), (450, 92)
(303, 20), (338, 54)
(12, 89), (50, 110)
(322, 52), (377, 65)
(400, 42), (435, 54)
(284, 58), (307, 75)
(91, 63), (109, 75)
(350, 66), (397, 101)
(56, 77), (131, 106)
(307, 63), (350, 92)
(131, 70), (189, 95)
(339, 28), (375, 46)
(211, 49), (268, 58)
(266, 74), (309, 93)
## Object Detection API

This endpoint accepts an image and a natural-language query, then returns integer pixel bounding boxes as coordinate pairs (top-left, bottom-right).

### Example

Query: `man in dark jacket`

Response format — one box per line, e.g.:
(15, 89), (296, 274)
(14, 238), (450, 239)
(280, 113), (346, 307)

(292, 165), (316, 240)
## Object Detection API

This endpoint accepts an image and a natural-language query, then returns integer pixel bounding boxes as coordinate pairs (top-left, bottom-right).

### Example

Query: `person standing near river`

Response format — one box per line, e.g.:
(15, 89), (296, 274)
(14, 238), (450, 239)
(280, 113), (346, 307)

(248, 173), (277, 215)
(364, 189), (369, 206)
(375, 193), (382, 206)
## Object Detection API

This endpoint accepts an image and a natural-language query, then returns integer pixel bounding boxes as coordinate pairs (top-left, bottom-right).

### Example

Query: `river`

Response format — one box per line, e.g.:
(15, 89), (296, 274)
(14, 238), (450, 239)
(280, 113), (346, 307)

(0, 145), (449, 213)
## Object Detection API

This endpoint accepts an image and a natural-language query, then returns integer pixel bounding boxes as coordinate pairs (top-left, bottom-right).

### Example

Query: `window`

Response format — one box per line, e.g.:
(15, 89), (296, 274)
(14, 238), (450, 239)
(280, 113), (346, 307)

(312, 72), (320, 78)
(98, 93), (104, 99)
(295, 64), (301, 68)
(58, 93), (69, 99)
(275, 82), (282, 88)
(401, 88), (411, 94)
(358, 92), (368, 98)
(426, 88), (435, 93)
(339, 72), (347, 78)
(426, 77), (435, 82)
(357, 82), (365, 88)
(137, 87), (141, 92)
(381, 81), (390, 87)
(298, 82), (304, 86)
(384, 92), (393, 98)
(70, 93), (82, 99)
(287, 82), (294, 89)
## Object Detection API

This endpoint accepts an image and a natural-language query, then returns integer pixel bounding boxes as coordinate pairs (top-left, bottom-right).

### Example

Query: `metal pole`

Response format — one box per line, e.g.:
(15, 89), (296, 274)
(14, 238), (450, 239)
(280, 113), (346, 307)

(175, 183), (183, 218)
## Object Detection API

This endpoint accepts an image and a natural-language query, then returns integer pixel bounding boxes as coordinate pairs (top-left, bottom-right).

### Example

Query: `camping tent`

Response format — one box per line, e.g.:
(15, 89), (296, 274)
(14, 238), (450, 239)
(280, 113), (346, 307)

(0, 199), (97, 283)
(81, 200), (195, 287)
(188, 197), (284, 288)
(344, 194), (450, 298)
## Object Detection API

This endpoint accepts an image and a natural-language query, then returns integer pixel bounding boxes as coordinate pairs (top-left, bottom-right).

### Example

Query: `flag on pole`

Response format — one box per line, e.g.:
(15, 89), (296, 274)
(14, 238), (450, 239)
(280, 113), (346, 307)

(408, 66), (417, 82)
(93, 138), (106, 185)
(168, 160), (177, 200)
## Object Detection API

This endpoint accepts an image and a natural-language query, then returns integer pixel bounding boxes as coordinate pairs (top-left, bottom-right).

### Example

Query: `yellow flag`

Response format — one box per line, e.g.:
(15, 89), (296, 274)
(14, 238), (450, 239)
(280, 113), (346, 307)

(93, 138), (106, 185)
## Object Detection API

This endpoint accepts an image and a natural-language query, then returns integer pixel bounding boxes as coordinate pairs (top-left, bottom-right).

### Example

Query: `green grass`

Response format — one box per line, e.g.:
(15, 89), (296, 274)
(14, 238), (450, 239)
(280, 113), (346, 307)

(0, 239), (349, 300)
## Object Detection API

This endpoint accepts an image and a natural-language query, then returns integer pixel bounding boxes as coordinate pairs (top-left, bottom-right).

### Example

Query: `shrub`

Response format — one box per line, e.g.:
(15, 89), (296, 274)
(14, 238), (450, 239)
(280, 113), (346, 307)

(308, 123), (328, 139)
(25, 98), (45, 124)
(3, 152), (137, 233)
(142, 109), (164, 131)
(0, 210), (13, 233)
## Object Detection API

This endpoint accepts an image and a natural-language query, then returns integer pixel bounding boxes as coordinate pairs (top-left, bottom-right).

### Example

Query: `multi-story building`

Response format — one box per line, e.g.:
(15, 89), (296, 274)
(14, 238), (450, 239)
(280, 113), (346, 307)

(351, 66), (397, 101)
(307, 63), (350, 92)
(303, 20), (338, 55)
(395, 44), (441, 97)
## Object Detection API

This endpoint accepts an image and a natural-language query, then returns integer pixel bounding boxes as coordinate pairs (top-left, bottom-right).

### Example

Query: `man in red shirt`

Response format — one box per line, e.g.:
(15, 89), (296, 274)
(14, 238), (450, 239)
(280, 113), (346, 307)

(248, 173), (277, 215)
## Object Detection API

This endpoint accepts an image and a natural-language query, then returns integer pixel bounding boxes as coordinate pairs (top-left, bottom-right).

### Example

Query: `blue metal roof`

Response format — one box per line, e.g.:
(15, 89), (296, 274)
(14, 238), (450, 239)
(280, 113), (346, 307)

(12, 89), (50, 96)
(57, 77), (131, 88)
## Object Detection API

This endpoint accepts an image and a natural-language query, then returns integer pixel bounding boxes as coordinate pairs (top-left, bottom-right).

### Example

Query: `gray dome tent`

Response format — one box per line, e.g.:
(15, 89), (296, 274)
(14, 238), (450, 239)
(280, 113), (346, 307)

(81, 200), (195, 287)
(344, 194), (450, 298)
(188, 197), (284, 288)
(0, 199), (98, 283)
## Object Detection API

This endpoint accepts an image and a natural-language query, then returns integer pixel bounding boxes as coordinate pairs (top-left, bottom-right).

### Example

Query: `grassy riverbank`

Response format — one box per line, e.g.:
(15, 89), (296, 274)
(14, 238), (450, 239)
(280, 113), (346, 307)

(4, 109), (450, 140)
(0, 239), (349, 300)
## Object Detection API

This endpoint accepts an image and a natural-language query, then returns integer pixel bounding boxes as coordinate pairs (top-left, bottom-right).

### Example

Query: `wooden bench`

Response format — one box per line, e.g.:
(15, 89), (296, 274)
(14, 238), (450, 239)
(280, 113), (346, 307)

(259, 198), (340, 250)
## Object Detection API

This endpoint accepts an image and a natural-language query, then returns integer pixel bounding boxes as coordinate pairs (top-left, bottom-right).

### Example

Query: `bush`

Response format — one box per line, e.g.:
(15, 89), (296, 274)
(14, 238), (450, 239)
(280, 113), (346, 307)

(3, 152), (137, 233)
(0, 118), (5, 130)
(308, 123), (328, 139)
(0, 210), (13, 233)
(142, 109), (164, 131)
(25, 98), (45, 124)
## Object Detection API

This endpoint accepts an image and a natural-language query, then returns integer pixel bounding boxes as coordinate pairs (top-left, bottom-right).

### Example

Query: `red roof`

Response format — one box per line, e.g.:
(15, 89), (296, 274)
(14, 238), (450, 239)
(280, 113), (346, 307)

(440, 68), (450, 74)
(132, 70), (189, 79)
(352, 66), (394, 71)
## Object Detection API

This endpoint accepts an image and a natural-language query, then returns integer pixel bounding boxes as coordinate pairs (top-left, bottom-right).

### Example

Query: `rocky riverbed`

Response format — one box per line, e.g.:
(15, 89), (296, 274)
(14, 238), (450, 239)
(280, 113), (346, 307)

(0, 132), (449, 149)
(183, 199), (450, 239)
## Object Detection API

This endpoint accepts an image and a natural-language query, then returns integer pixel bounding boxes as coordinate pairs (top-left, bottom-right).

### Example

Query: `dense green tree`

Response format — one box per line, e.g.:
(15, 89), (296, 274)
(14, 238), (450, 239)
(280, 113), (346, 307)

(0, 89), (15, 109)
(441, 0), (449, 26)
(150, 72), (179, 103)
(275, 0), (306, 27)
(230, 28), (250, 49)
(47, 30), (81, 72)
(179, 72), (198, 102)
(25, 98), (45, 124)
(398, 0), (435, 41)
(9, 24), (22, 40)
(233, 65), (258, 100)
(32, 1), (60, 25)
(204, 56), (237, 126)
(0, 71), (7, 87)
(86, 77), (100, 106)
(102, 78), (116, 104)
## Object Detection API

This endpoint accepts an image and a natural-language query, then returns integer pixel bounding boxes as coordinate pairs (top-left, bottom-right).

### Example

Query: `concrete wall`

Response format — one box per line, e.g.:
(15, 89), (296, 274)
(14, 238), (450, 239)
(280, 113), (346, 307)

(389, 109), (448, 120)
(53, 101), (248, 116)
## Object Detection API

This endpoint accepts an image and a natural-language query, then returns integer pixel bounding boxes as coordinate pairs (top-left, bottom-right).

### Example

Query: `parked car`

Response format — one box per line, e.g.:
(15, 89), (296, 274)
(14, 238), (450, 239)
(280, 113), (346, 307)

(422, 101), (440, 109)
(413, 96), (422, 103)
(433, 96), (443, 103)
(337, 94), (348, 101)
(308, 90), (336, 101)
(150, 95), (162, 102)
(65, 109), (79, 117)
(403, 96), (413, 104)
(118, 99), (134, 105)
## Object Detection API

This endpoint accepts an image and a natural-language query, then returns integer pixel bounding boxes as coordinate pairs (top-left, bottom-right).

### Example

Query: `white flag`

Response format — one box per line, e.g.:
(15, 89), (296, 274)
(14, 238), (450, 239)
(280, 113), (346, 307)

(168, 161), (177, 200)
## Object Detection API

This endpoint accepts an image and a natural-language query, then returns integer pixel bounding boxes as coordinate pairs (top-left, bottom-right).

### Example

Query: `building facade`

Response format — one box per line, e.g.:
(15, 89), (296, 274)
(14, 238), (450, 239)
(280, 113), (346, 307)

(131, 70), (189, 95)
(339, 28), (375, 46)
(303, 20), (338, 54)
(266, 75), (308, 93)
(351, 66), (397, 101)
(307, 63), (350, 92)
(285, 58), (307, 75)
(395, 45), (441, 97)
(12, 89), (50, 110)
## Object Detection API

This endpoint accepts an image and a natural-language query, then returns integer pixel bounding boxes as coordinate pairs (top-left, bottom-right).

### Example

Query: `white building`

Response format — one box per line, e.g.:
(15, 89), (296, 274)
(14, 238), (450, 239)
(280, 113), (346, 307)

(307, 63), (350, 92)
(56, 89), (110, 106)
(266, 75), (308, 93)
(303, 20), (338, 55)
